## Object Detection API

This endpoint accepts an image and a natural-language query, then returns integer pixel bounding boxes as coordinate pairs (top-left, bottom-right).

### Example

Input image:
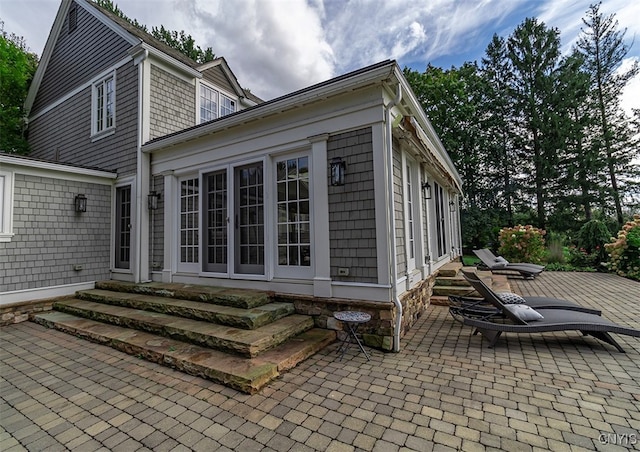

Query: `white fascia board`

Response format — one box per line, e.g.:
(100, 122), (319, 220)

(137, 43), (202, 81)
(142, 62), (396, 153)
(0, 155), (117, 183)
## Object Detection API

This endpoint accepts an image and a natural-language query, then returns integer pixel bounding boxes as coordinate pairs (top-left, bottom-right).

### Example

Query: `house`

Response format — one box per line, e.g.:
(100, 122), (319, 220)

(1, 0), (463, 352)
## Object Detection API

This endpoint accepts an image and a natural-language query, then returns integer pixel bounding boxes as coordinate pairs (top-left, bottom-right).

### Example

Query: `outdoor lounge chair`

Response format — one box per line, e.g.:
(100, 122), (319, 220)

(449, 270), (640, 352)
(458, 270), (602, 315)
(473, 249), (544, 279)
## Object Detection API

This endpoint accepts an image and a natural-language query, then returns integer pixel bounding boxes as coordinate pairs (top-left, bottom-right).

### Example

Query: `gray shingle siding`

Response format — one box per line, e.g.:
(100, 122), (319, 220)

(392, 143), (406, 276)
(0, 174), (111, 292)
(150, 175), (164, 271)
(328, 128), (377, 283)
(201, 66), (235, 95)
(32, 1), (133, 115)
(28, 62), (139, 175)
(149, 65), (196, 140)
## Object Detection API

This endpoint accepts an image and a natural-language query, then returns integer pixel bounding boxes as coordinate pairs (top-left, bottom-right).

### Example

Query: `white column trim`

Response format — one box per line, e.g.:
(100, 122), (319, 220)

(372, 123), (391, 286)
(309, 134), (332, 297)
(162, 172), (176, 282)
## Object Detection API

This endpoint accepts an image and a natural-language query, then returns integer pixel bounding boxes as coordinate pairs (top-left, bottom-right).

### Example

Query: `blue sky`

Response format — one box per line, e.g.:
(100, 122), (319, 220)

(1, 0), (638, 109)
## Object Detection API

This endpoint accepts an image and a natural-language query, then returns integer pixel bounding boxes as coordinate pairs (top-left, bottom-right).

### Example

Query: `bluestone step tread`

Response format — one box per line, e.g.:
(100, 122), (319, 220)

(94, 281), (272, 308)
(77, 289), (294, 329)
(32, 311), (335, 394)
(431, 285), (478, 296)
(54, 298), (313, 357)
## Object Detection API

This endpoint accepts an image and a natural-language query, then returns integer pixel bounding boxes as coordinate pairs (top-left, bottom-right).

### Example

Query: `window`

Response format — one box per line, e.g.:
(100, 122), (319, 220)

(220, 95), (236, 117)
(200, 85), (218, 122)
(199, 84), (236, 123)
(180, 178), (199, 264)
(434, 182), (447, 258)
(92, 74), (115, 136)
(0, 170), (14, 242)
(277, 157), (311, 266)
(406, 164), (415, 260)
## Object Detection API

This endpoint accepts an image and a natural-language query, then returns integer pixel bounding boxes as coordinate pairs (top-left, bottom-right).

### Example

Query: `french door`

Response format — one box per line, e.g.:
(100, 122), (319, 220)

(115, 185), (131, 269)
(199, 161), (265, 276)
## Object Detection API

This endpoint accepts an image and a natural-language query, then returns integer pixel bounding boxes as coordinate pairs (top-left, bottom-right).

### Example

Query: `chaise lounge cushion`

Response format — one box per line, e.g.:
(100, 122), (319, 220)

(497, 292), (526, 305)
(504, 304), (544, 321)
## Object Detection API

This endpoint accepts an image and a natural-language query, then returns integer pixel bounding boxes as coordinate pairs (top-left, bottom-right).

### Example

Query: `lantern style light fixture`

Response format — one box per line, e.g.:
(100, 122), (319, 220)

(148, 191), (161, 210)
(449, 199), (456, 212)
(74, 194), (87, 212)
(330, 157), (346, 186)
(421, 181), (432, 200)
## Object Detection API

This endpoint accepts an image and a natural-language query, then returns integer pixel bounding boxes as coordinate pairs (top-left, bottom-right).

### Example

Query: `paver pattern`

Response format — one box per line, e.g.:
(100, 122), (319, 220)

(1, 272), (639, 451)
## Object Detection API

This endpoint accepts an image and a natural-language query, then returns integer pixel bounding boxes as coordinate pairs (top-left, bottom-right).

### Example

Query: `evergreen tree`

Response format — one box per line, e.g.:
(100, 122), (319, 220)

(507, 18), (562, 229)
(576, 2), (639, 226)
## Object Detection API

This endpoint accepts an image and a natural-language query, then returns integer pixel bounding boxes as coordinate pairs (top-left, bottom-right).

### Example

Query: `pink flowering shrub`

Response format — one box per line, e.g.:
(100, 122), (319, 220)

(498, 225), (546, 265)
(604, 214), (640, 281)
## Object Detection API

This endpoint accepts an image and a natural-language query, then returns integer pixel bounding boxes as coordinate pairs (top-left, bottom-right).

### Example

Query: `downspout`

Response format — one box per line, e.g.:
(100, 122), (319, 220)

(386, 82), (402, 352)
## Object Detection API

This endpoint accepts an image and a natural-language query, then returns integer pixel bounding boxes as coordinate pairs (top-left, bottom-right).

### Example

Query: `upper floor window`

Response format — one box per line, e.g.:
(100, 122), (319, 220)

(199, 84), (236, 124)
(92, 74), (115, 137)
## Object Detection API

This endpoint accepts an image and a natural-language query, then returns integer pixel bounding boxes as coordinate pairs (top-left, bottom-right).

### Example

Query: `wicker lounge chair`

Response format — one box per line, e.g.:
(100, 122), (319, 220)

(473, 249), (544, 279)
(457, 270), (601, 315)
(449, 271), (640, 352)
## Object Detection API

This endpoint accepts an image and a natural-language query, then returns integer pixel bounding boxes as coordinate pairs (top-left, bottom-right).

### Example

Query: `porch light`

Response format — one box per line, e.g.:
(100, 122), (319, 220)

(449, 199), (456, 212)
(421, 182), (432, 200)
(75, 194), (87, 212)
(148, 191), (161, 210)
(330, 157), (346, 186)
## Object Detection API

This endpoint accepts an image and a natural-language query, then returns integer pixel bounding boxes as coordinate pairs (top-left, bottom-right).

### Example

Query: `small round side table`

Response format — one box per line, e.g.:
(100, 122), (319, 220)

(333, 311), (371, 361)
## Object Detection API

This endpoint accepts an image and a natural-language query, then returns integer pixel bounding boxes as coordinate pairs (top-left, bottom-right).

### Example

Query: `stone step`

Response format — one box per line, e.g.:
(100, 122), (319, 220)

(95, 281), (272, 309)
(431, 285), (478, 297)
(437, 262), (463, 277)
(77, 289), (294, 330)
(53, 299), (314, 357)
(434, 276), (472, 287)
(32, 311), (335, 394)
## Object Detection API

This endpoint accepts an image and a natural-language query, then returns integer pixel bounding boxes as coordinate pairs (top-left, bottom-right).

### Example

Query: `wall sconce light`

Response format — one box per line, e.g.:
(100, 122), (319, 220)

(148, 191), (161, 210)
(75, 194), (87, 212)
(330, 157), (346, 186)
(421, 182), (432, 200)
(449, 199), (456, 212)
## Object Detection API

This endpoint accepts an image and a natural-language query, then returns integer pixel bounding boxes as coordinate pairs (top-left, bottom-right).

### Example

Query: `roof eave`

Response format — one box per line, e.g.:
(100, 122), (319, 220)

(142, 60), (397, 153)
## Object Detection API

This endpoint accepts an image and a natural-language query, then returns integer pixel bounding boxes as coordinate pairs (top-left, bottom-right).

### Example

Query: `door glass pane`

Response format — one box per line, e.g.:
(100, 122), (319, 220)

(236, 162), (264, 274)
(204, 170), (227, 272)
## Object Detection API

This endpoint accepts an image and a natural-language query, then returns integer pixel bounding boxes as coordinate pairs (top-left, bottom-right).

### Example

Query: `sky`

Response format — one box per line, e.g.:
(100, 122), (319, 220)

(1, 0), (638, 112)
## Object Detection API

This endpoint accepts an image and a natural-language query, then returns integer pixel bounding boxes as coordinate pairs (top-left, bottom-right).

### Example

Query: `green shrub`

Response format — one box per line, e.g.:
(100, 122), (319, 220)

(605, 214), (640, 281)
(567, 245), (598, 269)
(577, 219), (610, 264)
(498, 225), (546, 265)
(546, 239), (565, 264)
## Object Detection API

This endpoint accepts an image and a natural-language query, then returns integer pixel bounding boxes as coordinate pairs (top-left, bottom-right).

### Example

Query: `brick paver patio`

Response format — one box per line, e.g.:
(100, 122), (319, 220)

(1, 272), (639, 451)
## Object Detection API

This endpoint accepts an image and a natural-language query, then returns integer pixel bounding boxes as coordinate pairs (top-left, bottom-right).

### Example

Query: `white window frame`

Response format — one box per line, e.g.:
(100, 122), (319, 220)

(0, 170), (14, 242)
(274, 152), (313, 279)
(177, 175), (200, 273)
(402, 155), (419, 273)
(91, 72), (116, 139)
(197, 82), (237, 124)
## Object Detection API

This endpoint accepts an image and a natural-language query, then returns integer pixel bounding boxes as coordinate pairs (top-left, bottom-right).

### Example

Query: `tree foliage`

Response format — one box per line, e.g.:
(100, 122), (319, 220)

(94, 0), (215, 64)
(405, 6), (639, 251)
(0, 22), (38, 154)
